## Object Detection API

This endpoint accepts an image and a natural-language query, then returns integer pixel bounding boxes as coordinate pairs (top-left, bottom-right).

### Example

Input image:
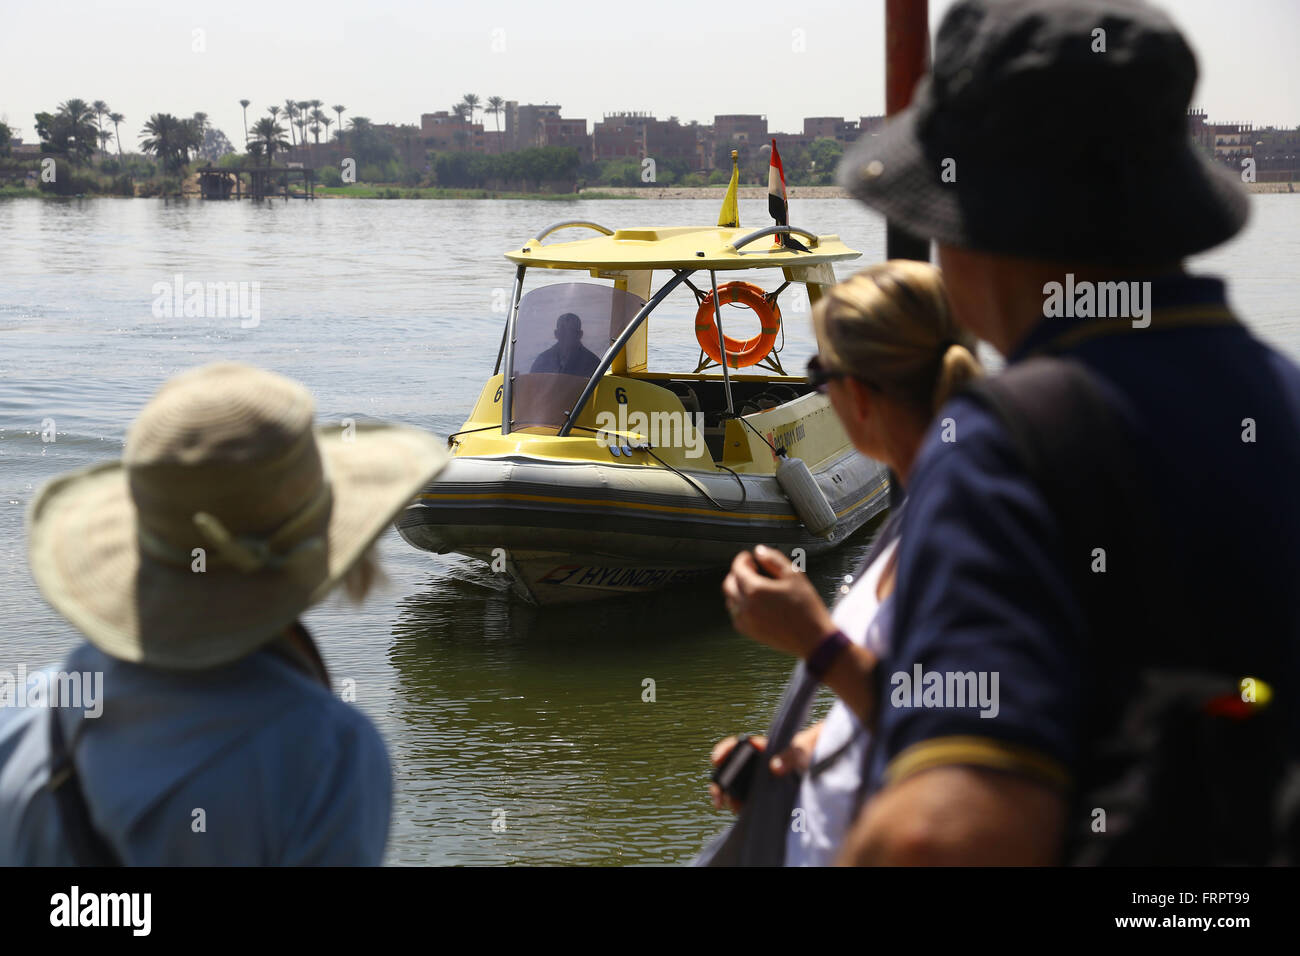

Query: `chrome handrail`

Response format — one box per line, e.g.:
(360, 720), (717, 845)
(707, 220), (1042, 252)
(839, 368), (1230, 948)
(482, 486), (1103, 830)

(530, 220), (615, 243)
(725, 225), (819, 252)
(499, 264), (527, 434)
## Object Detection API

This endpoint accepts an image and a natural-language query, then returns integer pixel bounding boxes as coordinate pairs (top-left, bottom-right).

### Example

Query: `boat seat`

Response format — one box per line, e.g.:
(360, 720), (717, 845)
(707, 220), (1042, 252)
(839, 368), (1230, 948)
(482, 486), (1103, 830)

(679, 385), (702, 417)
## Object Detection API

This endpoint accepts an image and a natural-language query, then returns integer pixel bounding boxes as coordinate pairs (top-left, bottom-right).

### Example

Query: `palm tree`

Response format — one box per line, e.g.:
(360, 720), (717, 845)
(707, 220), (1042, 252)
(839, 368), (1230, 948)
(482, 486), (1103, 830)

(331, 105), (346, 154)
(295, 101), (310, 148)
(283, 100), (298, 146)
(140, 113), (187, 174)
(98, 129), (113, 155)
(239, 99), (250, 150)
(55, 99), (98, 164)
(250, 117), (289, 166)
(108, 112), (124, 158)
(268, 105), (280, 123)
(486, 96), (504, 151)
(92, 100), (109, 158)
(320, 115), (333, 145)
(462, 93), (480, 126)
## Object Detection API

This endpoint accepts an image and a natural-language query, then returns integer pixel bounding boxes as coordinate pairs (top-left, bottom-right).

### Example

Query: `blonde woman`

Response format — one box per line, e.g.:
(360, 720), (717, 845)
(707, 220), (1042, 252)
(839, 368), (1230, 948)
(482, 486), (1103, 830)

(710, 260), (982, 866)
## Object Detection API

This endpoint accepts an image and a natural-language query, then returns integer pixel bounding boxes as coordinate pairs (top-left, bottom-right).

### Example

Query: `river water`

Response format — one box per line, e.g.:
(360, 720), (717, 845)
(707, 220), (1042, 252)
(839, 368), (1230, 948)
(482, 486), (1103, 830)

(1, 194), (1296, 864)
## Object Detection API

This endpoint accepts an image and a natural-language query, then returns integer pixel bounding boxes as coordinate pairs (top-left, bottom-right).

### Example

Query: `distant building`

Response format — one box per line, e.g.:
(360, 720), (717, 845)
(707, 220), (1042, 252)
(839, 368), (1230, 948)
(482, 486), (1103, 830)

(373, 122), (429, 164)
(9, 137), (41, 158)
(772, 132), (811, 156)
(593, 113), (706, 169)
(1251, 124), (1300, 182)
(542, 117), (590, 152)
(1187, 108), (1213, 154)
(1210, 121), (1253, 164)
(420, 112), (484, 152)
(858, 115), (886, 137)
(803, 117), (859, 142)
(506, 103), (562, 150)
(592, 115), (642, 160)
(714, 114), (769, 146)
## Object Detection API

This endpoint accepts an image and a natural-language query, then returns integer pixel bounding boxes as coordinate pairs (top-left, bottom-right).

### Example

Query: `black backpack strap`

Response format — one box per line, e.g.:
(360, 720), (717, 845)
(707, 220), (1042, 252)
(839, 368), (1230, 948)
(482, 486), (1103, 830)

(961, 356), (1173, 655)
(960, 356), (1298, 864)
(46, 708), (122, 867)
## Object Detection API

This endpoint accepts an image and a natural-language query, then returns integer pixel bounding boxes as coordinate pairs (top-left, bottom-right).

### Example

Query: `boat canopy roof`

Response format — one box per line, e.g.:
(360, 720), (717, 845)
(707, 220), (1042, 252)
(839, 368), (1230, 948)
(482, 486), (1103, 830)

(506, 222), (860, 272)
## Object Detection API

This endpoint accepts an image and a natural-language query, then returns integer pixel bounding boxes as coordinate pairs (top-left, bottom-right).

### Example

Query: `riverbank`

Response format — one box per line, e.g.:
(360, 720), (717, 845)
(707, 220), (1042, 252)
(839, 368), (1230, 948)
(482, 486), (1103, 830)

(4, 181), (1292, 201)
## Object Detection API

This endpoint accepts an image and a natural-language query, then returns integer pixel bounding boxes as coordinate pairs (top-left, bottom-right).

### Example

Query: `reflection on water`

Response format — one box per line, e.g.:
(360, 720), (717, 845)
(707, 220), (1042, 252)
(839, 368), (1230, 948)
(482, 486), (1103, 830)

(383, 520), (881, 865)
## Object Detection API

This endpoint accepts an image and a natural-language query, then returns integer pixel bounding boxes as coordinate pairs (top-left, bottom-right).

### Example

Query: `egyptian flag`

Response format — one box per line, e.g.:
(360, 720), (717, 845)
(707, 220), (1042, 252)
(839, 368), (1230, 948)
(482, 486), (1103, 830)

(767, 139), (808, 251)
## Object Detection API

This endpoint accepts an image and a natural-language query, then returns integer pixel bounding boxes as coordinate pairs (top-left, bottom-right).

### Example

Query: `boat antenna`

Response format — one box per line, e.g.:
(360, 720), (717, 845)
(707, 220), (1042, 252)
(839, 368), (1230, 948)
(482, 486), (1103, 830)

(709, 270), (736, 416)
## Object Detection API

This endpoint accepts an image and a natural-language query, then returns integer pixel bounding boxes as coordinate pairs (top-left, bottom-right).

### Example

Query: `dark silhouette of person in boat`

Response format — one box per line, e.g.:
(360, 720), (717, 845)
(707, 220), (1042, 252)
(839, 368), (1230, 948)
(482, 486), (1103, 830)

(530, 312), (601, 376)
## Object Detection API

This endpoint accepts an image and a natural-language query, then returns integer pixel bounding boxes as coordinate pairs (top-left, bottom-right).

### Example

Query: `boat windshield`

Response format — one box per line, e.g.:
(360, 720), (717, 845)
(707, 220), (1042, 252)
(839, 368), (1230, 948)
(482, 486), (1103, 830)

(509, 282), (645, 430)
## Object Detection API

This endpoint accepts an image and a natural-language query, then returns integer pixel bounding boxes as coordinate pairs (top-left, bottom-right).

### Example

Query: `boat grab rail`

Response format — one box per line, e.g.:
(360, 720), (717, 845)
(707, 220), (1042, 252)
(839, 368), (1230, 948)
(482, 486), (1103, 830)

(724, 225), (819, 253)
(530, 220), (615, 243)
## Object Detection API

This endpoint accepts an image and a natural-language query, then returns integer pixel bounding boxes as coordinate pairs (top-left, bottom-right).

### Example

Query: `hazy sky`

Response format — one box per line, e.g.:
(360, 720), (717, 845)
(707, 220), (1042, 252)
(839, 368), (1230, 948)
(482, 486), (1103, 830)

(3, 0), (1297, 146)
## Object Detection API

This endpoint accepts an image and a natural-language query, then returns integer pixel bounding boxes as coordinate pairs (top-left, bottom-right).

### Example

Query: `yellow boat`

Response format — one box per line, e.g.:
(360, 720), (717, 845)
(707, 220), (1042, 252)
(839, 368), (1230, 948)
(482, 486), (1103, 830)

(396, 218), (890, 603)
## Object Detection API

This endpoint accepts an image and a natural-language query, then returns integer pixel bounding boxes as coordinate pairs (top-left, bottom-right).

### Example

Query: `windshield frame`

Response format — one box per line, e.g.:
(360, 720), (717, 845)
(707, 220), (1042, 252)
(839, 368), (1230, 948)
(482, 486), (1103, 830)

(499, 268), (695, 436)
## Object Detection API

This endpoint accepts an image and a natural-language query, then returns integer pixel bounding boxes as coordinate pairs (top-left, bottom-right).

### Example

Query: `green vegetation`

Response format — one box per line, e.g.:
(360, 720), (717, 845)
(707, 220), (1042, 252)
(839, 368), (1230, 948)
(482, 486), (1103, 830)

(7, 88), (849, 200)
(315, 184), (588, 200)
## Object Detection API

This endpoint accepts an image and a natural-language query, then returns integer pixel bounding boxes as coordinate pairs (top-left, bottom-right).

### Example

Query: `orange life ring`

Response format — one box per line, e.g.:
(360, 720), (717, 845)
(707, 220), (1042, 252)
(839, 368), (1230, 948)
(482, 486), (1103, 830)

(694, 282), (782, 368)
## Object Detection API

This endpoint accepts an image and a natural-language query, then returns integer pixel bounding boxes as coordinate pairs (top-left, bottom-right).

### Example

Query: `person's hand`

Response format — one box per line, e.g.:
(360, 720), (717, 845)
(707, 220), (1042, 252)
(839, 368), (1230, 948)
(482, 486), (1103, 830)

(722, 544), (836, 657)
(708, 722), (824, 812)
(774, 722), (823, 776)
(709, 735), (767, 812)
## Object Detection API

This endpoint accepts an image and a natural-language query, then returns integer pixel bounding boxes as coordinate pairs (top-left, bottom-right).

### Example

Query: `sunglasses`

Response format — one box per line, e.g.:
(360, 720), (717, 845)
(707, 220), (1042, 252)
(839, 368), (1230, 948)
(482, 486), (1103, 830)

(806, 355), (881, 395)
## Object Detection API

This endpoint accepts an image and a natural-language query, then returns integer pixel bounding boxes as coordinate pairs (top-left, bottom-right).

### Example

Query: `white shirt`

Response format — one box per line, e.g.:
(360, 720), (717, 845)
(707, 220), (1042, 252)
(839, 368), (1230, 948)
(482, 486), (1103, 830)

(785, 537), (898, 866)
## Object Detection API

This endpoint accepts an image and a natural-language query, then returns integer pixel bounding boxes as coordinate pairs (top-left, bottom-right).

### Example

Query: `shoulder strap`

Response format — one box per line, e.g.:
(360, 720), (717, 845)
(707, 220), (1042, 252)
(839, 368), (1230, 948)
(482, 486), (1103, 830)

(46, 708), (122, 867)
(960, 356), (1299, 864)
(959, 356), (1175, 653)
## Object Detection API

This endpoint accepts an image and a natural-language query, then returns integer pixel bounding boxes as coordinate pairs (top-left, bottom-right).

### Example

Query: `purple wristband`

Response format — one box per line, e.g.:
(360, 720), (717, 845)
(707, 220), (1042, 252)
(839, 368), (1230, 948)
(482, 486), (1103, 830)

(805, 629), (850, 681)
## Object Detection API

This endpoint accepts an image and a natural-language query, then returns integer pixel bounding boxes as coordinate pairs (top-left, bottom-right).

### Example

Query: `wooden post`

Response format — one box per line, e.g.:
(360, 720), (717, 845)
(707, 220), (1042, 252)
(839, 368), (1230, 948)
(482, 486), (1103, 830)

(886, 0), (930, 262)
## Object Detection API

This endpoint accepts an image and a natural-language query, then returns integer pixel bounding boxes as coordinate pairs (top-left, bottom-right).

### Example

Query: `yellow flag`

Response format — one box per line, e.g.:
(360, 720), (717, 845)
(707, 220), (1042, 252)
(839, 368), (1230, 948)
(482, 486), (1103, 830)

(717, 149), (740, 228)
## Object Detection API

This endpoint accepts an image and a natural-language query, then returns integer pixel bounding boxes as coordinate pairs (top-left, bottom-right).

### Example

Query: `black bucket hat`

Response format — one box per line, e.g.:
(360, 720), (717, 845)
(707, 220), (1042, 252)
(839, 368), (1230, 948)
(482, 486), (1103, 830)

(839, 0), (1249, 264)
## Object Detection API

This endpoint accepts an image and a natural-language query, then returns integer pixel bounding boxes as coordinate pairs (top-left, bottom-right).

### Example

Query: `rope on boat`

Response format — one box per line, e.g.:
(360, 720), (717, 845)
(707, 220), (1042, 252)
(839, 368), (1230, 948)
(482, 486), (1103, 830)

(565, 423), (747, 512)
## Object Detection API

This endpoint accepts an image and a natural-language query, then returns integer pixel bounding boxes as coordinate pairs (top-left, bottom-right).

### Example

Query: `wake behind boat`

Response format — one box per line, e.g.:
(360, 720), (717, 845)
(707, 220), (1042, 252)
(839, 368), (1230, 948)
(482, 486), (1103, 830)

(398, 190), (890, 603)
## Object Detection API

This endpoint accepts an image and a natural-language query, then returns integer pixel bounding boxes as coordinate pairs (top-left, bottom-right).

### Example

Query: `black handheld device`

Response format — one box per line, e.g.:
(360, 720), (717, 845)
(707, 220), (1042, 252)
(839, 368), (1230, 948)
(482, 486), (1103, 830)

(711, 734), (761, 802)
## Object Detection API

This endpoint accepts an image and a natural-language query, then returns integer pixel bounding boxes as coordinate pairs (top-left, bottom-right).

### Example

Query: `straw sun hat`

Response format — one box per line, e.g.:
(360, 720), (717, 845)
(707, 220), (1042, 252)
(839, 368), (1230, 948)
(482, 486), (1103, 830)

(27, 362), (449, 670)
